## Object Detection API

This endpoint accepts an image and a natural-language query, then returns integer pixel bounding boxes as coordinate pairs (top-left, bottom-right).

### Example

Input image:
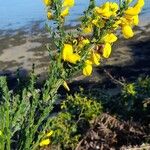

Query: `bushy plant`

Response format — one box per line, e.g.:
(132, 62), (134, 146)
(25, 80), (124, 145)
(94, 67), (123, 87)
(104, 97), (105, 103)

(49, 93), (102, 149)
(122, 77), (150, 122)
(0, 0), (145, 149)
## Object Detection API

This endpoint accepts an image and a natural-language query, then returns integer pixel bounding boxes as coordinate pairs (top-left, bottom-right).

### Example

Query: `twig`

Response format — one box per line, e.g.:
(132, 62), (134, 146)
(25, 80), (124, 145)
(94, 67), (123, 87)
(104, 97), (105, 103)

(103, 69), (125, 86)
(126, 145), (150, 150)
(75, 139), (84, 150)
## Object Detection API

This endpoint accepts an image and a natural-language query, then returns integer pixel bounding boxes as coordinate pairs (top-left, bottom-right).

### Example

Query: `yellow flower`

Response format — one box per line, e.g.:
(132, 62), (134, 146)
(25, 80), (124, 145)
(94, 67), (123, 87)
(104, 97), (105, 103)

(91, 52), (101, 65)
(103, 43), (112, 58)
(61, 7), (69, 17)
(135, 0), (145, 8)
(43, 0), (52, 6)
(92, 18), (105, 28)
(122, 25), (134, 39)
(62, 44), (80, 64)
(47, 11), (53, 20)
(109, 2), (119, 14)
(125, 6), (141, 16)
(63, 81), (70, 91)
(126, 84), (136, 96)
(83, 64), (92, 76)
(46, 130), (53, 137)
(95, 6), (111, 18)
(78, 39), (90, 49)
(133, 15), (139, 26)
(0, 130), (2, 136)
(95, 2), (118, 18)
(103, 33), (118, 43)
(113, 20), (121, 29)
(62, 0), (74, 7)
(39, 139), (50, 147)
(82, 25), (93, 34)
(66, 54), (81, 64)
(124, 15), (139, 26)
(62, 44), (73, 61)
(125, 0), (144, 16)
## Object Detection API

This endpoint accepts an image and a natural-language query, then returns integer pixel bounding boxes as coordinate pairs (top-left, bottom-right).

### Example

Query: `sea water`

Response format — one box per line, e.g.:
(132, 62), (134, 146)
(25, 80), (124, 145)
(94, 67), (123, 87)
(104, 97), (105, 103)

(0, 0), (149, 30)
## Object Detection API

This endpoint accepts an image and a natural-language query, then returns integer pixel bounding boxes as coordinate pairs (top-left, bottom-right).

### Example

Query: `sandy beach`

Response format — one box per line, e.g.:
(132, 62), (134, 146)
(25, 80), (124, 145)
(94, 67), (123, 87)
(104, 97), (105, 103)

(0, 22), (150, 87)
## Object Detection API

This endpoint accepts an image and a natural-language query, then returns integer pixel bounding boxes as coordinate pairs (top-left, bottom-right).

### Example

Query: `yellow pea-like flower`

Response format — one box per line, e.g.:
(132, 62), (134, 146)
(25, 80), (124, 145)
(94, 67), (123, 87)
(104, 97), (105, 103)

(92, 18), (105, 28)
(91, 52), (101, 65)
(0, 130), (2, 136)
(82, 25), (93, 34)
(85, 60), (93, 65)
(62, 44), (73, 61)
(46, 130), (53, 137)
(133, 15), (139, 26)
(135, 0), (145, 8)
(39, 139), (50, 147)
(95, 5), (111, 18)
(125, 0), (144, 16)
(66, 54), (81, 64)
(43, 0), (52, 6)
(109, 2), (119, 13)
(62, 0), (74, 7)
(122, 25), (134, 39)
(63, 81), (70, 91)
(62, 44), (80, 64)
(78, 39), (90, 49)
(47, 11), (53, 20)
(61, 7), (69, 17)
(82, 39), (90, 45)
(103, 33), (118, 43)
(83, 64), (93, 76)
(113, 20), (121, 29)
(125, 7), (141, 16)
(95, 2), (118, 18)
(124, 15), (139, 26)
(103, 43), (112, 58)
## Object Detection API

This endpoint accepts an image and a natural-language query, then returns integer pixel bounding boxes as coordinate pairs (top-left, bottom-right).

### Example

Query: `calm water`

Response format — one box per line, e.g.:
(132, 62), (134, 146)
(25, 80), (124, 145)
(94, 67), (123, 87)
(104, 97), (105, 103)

(0, 0), (150, 30)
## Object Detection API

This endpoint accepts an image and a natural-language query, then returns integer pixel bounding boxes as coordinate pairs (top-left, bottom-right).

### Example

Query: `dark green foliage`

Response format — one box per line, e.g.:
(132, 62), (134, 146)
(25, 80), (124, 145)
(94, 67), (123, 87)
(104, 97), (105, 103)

(50, 93), (103, 149)
(122, 77), (150, 122)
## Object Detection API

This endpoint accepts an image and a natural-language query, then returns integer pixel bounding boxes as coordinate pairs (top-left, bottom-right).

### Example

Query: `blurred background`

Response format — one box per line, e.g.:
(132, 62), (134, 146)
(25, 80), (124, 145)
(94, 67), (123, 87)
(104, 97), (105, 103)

(0, 0), (149, 30)
(0, 0), (150, 80)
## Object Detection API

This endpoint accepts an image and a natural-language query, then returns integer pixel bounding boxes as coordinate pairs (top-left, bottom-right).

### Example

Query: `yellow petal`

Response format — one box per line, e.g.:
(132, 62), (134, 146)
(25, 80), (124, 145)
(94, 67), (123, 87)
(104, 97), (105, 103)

(63, 81), (70, 91)
(62, 44), (73, 61)
(83, 64), (92, 76)
(133, 15), (139, 26)
(46, 130), (53, 137)
(47, 11), (53, 20)
(66, 54), (81, 64)
(62, 0), (74, 7)
(110, 2), (119, 12)
(122, 25), (134, 39)
(91, 52), (101, 65)
(113, 20), (121, 29)
(103, 43), (112, 58)
(135, 0), (145, 8)
(61, 7), (69, 17)
(125, 7), (141, 16)
(78, 39), (90, 49)
(39, 139), (50, 147)
(85, 60), (93, 65)
(103, 33), (118, 43)
(0, 130), (2, 136)
(82, 25), (93, 34)
(43, 0), (52, 6)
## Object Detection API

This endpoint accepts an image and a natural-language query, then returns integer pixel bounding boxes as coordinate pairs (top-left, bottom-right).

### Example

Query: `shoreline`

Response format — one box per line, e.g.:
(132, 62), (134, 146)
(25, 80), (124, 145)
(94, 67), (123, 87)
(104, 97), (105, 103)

(0, 21), (150, 84)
